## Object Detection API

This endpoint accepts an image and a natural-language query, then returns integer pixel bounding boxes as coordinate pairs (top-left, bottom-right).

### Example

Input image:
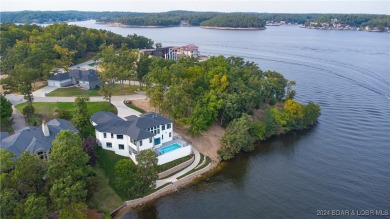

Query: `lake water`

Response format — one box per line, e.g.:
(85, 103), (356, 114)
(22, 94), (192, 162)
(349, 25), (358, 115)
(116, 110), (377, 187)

(71, 20), (390, 218)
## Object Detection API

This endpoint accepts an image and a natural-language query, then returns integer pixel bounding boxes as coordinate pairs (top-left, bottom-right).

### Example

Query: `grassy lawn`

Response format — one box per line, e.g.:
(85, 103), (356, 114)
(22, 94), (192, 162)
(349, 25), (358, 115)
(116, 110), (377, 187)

(96, 147), (130, 201)
(88, 165), (123, 212)
(47, 84), (141, 97)
(125, 103), (146, 113)
(15, 102), (117, 121)
(47, 87), (101, 97)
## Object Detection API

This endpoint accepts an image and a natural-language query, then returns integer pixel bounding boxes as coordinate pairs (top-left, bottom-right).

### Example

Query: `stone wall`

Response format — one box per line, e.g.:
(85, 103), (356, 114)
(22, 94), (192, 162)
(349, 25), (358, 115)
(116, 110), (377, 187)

(158, 156), (195, 179)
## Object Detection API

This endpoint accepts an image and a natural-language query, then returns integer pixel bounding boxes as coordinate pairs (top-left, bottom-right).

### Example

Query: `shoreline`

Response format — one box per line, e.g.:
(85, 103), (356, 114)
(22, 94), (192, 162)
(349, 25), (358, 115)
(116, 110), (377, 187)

(96, 22), (177, 28)
(201, 26), (266, 30)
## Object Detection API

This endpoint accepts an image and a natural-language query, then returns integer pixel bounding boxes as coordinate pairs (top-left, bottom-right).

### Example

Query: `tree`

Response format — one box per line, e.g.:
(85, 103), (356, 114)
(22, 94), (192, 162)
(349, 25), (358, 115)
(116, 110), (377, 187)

(24, 194), (47, 219)
(53, 44), (75, 71)
(72, 96), (93, 138)
(48, 130), (91, 211)
(155, 42), (162, 48)
(136, 150), (158, 194)
(302, 101), (321, 127)
(0, 188), (19, 218)
(82, 136), (97, 166)
(218, 114), (254, 160)
(283, 99), (304, 129)
(115, 159), (137, 198)
(0, 95), (12, 119)
(11, 152), (47, 198)
(1, 64), (39, 111)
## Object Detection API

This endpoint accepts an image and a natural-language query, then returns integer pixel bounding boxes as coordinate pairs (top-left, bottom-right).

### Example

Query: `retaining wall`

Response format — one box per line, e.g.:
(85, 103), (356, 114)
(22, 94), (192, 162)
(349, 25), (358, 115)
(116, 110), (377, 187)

(158, 156), (194, 179)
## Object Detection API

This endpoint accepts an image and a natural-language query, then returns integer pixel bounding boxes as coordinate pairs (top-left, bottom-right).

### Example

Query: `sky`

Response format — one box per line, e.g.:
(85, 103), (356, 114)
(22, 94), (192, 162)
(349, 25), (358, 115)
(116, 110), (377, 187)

(1, 0), (389, 15)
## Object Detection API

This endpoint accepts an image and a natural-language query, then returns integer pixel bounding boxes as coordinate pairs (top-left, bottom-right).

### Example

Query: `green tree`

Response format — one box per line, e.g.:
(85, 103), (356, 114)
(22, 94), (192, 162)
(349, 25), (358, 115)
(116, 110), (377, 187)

(115, 159), (137, 198)
(218, 114), (254, 160)
(24, 194), (47, 219)
(72, 96), (93, 138)
(302, 101), (321, 127)
(136, 150), (158, 194)
(0, 188), (19, 218)
(11, 152), (47, 198)
(0, 95), (13, 119)
(1, 64), (39, 111)
(48, 130), (90, 212)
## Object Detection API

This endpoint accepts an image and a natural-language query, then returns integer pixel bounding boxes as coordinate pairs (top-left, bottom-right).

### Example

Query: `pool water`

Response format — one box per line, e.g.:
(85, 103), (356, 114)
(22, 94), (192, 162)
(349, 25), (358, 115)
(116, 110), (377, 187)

(158, 143), (181, 154)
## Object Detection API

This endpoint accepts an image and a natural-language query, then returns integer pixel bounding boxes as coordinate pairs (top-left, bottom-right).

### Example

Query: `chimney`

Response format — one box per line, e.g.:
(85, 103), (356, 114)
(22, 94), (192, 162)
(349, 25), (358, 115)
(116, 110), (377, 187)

(42, 120), (50, 137)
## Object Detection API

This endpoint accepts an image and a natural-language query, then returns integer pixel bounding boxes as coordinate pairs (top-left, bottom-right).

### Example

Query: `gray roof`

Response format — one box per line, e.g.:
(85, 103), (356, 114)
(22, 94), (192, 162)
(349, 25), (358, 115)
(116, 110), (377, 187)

(48, 72), (70, 81)
(0, 132), (10, 140)
(0, 119), (77, 157)
(92, 112), (172, 141)
(48, 69), (100, 83)
(69, 69), (100, 83)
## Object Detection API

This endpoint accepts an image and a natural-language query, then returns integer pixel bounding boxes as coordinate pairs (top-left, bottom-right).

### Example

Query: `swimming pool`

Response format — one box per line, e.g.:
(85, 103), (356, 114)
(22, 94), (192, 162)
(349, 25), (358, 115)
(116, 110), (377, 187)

(158, 143), (181, 154)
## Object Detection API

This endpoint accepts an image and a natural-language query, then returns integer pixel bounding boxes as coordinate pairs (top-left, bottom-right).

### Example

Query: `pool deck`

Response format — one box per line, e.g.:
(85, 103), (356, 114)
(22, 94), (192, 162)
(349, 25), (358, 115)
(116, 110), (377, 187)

(155, 147), (201, 188)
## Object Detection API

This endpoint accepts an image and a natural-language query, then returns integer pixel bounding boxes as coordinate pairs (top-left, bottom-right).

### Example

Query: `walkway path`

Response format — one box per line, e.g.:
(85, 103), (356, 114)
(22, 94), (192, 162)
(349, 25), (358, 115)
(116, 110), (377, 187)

(112, 100), (141, 118)
(32, 86), (57, 97)
(11, 106), (27, 132)
(155, 147), (201, 188)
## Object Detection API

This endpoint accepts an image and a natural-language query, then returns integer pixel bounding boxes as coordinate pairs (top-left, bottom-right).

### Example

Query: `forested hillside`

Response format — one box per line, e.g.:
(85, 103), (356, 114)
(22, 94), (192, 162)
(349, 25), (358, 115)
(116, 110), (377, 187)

(2, 11), (388, 29)
(138, 56), (320, 160)
(200, 14), (265, 28)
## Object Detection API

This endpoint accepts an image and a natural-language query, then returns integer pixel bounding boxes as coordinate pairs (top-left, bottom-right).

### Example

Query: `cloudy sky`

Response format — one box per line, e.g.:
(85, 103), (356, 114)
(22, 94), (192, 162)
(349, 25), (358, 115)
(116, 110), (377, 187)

(1, 0), (389, 14)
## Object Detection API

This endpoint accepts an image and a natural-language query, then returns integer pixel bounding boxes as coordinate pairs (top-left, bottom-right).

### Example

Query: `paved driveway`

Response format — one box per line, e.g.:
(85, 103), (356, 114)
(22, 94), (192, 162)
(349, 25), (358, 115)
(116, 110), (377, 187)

(32, 86), (58, 97)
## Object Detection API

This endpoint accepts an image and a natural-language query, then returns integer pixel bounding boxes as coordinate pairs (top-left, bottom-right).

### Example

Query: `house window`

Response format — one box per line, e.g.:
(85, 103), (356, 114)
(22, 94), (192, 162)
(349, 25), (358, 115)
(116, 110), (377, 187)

(117, 135), (123, 139)
(162, 125), (165, 130)
(157, 129), (160, 134)
(167, 123), (171, 129)
(106, 142), (112, 148)
(139, 140), (143, 146)
(104, 133), (107, 138)
(162, 134), (164, 140)
(111, 133), (114, 138)
(119, 144), (124, 150)
(149, 137), (152, 143)
(169, 132), (171, 137)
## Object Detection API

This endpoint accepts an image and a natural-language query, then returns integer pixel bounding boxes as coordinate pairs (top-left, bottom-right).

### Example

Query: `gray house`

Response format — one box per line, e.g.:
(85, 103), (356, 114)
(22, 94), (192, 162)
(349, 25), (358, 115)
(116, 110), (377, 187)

(48, 69), (102, 90)
(0, 119), (77, 158)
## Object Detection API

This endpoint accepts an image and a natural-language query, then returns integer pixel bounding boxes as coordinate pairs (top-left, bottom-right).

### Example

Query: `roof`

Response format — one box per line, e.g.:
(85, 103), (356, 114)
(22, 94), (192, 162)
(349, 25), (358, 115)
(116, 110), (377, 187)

(92, 112), (172, 141)
(182, 44), (199, 51)
(48, 72), (71, 81)
(0, 132), (10, 140)
(69, 69), (100, 83)
(0, 119), (77, 157)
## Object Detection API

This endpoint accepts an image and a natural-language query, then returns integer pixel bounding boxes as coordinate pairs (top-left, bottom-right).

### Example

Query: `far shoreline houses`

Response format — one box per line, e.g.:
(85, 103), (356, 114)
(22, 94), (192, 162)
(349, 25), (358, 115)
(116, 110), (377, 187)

(91, 111), (192, 165)
(140, 44), (199, 61)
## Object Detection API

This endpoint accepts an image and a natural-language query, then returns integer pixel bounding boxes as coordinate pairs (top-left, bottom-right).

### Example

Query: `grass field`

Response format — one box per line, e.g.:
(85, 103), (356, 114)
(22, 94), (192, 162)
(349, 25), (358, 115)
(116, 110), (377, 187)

(15, 102), (117, 120)
(47, 84), (141, 97)
(125, 103), (146, 113)
(96, 147), (130, 201)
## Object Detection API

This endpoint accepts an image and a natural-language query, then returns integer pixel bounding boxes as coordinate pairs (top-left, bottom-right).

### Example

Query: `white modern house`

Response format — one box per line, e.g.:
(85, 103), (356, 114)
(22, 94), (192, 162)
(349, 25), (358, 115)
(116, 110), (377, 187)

(91, 111), (192, 165)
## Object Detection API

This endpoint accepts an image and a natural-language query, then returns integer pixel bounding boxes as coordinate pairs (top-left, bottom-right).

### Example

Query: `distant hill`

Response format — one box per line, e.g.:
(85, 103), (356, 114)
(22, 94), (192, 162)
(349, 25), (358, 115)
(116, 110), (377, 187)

(1, 11), (388, 30)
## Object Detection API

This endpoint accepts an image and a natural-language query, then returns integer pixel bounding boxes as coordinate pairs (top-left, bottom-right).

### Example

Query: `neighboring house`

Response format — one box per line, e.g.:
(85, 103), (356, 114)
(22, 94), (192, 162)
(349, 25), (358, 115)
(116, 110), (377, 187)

(140, 44), (199, 61)
(48, 69), (102, 90)
(0, 119), (77, 158)
(91, 111), (192, 165)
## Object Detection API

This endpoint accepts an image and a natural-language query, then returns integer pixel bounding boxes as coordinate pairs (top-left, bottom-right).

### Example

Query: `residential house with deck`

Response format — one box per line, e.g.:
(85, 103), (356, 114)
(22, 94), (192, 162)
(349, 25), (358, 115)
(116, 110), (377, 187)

(91, 111), (192, 165)
(139, 44), (199, 61)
